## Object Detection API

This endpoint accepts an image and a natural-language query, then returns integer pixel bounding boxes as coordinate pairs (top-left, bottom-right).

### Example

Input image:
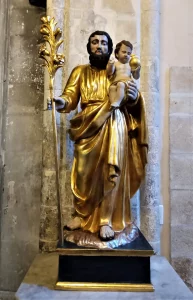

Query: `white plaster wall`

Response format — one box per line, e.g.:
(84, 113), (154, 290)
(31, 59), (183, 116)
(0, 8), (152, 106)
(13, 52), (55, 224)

(160, 0), (193, 260)
(67, 0), (140, 70)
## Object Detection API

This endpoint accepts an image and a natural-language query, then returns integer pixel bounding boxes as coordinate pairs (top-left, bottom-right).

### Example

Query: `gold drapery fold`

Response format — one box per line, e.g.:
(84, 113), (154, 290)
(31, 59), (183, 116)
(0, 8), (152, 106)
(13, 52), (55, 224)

(59, 65), (148, 233)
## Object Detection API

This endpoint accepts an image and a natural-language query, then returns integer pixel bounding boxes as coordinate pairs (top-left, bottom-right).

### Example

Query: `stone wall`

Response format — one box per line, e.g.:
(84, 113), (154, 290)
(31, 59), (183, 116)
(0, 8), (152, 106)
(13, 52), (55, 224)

(0, 0), (144, 293)
(0, 1), (10, 297)
(0, 0), (45, 293)
(160, 0), (193, 290)
(0, 0), (9, 203)
(160, 0), (193, 261)
(170, 67), (193, 291)
(0, 0), (166, 291)
(140, 0), (160, 254)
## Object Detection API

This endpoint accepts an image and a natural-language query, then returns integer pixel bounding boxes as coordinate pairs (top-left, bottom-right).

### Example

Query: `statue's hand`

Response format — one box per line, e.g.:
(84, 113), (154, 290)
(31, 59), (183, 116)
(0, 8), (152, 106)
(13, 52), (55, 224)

(126, 81), (138, 102)
(54, 97), (66, 110)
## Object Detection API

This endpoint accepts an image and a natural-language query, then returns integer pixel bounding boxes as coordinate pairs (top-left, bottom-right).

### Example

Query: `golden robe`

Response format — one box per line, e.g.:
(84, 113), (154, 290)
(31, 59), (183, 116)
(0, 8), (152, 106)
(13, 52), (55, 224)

(59, 64), (148, 234)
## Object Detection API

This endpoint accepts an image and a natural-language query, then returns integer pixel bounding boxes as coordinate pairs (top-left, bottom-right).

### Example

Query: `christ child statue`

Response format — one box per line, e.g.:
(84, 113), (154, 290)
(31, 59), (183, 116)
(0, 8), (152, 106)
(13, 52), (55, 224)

(106, 40), (141, 107)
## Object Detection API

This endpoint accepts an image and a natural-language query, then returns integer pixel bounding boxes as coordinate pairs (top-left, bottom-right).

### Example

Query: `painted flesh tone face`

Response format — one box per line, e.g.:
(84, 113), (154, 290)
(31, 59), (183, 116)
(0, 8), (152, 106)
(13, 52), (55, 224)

(116, 44), (132, 64)
(90, 35), (109, 55)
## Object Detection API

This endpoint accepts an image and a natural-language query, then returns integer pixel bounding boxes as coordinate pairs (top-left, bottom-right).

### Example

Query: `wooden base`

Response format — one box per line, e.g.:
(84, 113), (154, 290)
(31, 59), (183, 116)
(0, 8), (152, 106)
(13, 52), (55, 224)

(55, 229), (155, 292)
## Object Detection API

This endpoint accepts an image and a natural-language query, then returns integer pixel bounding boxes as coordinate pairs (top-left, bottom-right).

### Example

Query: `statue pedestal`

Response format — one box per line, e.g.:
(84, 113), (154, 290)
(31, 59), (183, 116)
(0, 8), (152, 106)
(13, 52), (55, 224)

(15, 254), (193, 299)
(56, 230), (154, 292)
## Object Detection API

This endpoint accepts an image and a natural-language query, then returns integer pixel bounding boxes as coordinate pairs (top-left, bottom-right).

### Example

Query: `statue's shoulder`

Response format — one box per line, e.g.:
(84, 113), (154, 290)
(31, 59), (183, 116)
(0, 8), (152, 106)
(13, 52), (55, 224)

(71, 64), (89, 74)
(68, 64), (90, 81)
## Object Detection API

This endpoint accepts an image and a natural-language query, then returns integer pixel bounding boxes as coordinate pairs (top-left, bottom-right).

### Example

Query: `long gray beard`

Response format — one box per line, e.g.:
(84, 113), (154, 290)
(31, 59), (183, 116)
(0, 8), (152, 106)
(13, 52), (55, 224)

(89, 52), (110, 70)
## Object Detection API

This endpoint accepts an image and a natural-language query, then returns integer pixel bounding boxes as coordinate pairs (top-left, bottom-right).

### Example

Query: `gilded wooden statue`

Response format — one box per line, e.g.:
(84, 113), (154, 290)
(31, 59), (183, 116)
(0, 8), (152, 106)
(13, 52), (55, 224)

(54, 31), (148, 248)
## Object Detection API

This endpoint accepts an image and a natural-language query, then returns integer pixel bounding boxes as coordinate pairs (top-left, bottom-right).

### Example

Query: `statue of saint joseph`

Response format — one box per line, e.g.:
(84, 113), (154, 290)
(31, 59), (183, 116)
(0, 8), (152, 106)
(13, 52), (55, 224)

(55, 31), (148, 245)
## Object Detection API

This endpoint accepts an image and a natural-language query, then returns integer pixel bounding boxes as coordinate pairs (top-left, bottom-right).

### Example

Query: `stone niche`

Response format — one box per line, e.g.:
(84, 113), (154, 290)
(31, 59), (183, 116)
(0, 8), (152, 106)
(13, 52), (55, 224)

(0, 0), (165, 296)
(40, 0), (142, 251)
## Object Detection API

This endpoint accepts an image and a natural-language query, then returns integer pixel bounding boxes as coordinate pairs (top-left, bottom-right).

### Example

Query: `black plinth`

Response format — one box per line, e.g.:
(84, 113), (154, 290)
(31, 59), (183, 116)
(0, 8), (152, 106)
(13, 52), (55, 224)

(55, 229), (155, 292)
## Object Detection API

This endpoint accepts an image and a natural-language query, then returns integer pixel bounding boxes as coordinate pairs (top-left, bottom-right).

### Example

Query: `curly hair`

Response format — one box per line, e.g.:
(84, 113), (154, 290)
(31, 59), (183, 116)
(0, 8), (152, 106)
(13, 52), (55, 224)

(114, 40), (133, 58)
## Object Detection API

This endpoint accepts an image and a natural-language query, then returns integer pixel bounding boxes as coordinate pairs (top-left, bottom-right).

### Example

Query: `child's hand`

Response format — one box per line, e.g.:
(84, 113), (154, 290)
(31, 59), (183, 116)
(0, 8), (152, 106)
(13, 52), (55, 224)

(131, 65), (141, 80)
(109, 55), (115, 64)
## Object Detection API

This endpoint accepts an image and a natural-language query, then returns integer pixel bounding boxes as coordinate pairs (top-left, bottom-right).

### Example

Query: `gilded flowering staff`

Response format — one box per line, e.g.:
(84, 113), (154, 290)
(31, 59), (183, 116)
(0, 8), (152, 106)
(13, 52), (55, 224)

(39, 16), (65, 245)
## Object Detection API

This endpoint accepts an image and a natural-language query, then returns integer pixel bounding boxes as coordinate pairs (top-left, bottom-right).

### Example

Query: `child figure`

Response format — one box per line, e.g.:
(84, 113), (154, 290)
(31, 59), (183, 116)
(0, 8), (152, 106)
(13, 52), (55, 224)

(107, 40), (141, 107)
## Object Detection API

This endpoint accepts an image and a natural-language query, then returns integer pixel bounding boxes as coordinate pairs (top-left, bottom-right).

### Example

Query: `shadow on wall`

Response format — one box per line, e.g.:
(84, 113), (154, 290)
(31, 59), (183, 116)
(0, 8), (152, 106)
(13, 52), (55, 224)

(29, 0), (46, 8)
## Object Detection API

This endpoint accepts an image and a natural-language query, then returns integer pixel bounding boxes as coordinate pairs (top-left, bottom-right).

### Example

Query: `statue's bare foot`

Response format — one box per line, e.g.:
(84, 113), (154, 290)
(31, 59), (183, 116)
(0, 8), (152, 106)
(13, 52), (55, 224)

(65, 216), (81, 230)
(100, 225), (115, 241)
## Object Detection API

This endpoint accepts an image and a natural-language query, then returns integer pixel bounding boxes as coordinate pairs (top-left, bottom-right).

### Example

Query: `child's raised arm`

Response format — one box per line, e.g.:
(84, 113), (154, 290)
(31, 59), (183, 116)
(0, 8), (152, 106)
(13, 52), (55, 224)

(131, 66), (141, 80)
(106, 55), (116, 76)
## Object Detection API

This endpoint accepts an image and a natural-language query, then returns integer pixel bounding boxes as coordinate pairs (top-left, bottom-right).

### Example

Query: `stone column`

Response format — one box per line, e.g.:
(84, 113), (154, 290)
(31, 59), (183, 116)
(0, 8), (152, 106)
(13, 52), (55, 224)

(0, 6), (9, 284)
(0, 0), (9, 192)
(0, 0), (44, 291)
(140, 0), (160, 252)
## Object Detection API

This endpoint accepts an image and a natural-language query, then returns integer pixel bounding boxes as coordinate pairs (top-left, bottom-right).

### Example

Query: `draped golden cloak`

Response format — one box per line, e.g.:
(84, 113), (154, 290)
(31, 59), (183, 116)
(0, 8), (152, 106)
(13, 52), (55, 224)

(58, 64), (148, 233)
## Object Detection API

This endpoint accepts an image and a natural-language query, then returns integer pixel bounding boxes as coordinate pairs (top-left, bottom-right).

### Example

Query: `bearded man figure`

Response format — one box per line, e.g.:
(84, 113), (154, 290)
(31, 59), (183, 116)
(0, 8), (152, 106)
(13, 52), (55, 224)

(55, 31), (148, 245)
